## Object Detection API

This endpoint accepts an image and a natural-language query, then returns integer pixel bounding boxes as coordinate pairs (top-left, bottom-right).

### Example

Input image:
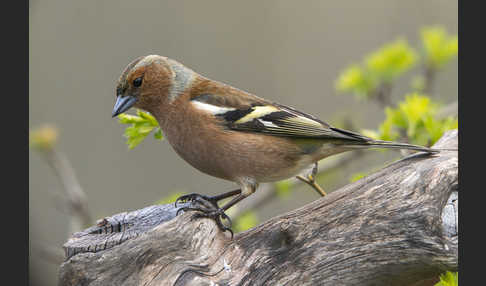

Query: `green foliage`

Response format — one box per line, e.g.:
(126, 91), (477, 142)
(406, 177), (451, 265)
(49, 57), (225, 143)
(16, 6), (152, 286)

(423, 115), (458, 145)
(118, 109), (163, 149)
(421, 26), (458, 70)
(365, 39), (418, 83)
(233, 211), (259, 233)
(335, 65), (375, 99)
(336, 26), (457, 101)
(339, 26), (458, 227)
(435, 271), (458, 286)
(366, 93), (457, 146)
(336, 39), (417, 99)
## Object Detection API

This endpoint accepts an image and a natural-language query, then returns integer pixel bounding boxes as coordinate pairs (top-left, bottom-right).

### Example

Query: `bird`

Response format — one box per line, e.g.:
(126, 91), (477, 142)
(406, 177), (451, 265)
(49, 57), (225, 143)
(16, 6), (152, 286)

(112, 55), (440, 237)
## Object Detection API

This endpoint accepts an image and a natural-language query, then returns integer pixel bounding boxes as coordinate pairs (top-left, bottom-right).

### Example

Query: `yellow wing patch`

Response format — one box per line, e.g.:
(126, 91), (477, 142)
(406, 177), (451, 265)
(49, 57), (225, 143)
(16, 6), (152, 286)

(234, 106), (280, 124)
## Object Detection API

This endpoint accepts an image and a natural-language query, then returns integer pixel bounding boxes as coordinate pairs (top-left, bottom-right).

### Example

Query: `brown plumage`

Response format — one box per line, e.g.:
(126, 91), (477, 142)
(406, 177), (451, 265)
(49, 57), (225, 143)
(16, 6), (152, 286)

(112, 55), (439, 236)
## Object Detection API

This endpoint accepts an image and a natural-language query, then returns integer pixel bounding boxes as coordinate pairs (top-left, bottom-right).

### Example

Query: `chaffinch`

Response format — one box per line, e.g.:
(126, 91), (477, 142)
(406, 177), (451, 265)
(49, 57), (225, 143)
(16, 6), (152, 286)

(112, 55), (438, 236)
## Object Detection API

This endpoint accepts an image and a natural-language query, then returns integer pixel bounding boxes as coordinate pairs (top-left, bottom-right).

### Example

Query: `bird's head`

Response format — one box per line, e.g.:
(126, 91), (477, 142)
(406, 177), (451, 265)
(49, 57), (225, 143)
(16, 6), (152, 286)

(112, 55), (193, 117)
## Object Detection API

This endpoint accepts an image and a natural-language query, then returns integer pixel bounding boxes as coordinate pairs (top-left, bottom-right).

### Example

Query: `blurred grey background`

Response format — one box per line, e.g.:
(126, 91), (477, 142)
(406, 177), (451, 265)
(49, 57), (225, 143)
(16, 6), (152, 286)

(29, 1), (457, 285)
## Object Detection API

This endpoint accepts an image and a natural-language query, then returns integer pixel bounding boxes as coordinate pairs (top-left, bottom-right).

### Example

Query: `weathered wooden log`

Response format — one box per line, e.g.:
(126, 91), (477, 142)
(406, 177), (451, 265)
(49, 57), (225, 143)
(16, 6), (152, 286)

(58, 130), (458, 286)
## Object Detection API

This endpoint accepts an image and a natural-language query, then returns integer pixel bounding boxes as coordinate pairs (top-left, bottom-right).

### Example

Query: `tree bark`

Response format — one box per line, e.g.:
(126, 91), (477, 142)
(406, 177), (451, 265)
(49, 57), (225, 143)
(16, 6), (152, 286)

(59, 130), (458, 286)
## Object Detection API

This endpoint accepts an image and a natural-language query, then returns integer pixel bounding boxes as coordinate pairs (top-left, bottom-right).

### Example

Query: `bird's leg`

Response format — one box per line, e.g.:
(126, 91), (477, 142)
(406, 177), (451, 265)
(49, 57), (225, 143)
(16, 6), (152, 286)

(175, 190), (241, 216)
(175, 189), (241, 210)
(296, 162), (327, 197)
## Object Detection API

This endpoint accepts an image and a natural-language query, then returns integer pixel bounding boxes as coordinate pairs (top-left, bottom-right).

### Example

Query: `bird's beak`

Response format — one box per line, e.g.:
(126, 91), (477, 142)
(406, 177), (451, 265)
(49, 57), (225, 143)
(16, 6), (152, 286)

(112, 96), (138, 117)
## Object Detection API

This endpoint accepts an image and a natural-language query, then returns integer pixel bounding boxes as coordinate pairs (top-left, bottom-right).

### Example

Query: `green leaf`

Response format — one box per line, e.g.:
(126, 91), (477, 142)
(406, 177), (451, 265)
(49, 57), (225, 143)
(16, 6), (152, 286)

(385, 107), (407, 129)
(137, 109), (158, 126)
(118, 113), (145, 124)
(373, 93), (456, 146)
(123, 125), (140, 138)
(434, 271), (458, 286)
(335, 65), (376, 98)
(124, 124), (152, 149)
(423, 115), (442, 144)
(138, 125), (157, 134)
(377, 117), (400, 142)
(400, 93), (435, 125)
(117, 109), (163, 149)
(398, 93), (436, 138)
(421, 26), (458, 70)
(335, 38), (416, 100)
(423, 115), (458, 145)
(365, 39), (417, 83)
(126, 133), (150, 149)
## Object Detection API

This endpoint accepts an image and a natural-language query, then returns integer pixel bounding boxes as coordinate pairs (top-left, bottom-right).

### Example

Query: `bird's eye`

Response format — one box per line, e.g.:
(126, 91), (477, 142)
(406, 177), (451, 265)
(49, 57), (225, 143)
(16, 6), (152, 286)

(133, 77), (143, 87)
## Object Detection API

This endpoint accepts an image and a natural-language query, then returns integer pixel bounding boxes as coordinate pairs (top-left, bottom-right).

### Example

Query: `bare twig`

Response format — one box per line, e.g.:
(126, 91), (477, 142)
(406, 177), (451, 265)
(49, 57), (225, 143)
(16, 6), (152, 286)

(373, 81), (394, 108)
(39, 149), (92, 232)
(423, 66), (437, 96)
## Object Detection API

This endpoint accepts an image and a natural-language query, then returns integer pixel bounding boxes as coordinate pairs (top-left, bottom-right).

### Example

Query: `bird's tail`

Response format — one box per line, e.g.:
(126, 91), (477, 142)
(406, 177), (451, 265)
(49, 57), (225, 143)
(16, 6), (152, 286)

(364, 140), (439, 153)
(346, 139), (458, 153)
(329, 127), (457, 153)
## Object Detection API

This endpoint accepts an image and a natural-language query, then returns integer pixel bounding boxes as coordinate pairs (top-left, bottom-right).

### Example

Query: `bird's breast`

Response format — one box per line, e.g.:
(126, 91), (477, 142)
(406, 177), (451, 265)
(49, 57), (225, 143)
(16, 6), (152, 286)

(160, 111), (313, 183)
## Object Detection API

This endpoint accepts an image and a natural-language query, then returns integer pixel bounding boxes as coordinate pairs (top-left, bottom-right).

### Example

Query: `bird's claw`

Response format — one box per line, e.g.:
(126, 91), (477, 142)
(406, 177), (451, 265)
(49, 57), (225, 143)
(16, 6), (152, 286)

(193, 209), (234, 238)
(176, 206), (205, 216)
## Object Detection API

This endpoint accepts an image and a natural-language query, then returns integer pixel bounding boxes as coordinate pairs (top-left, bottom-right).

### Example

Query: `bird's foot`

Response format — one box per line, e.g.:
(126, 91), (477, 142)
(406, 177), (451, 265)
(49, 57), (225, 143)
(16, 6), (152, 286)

(296, 162), (327, 197)
(296, 174), (327, 197)
(174, 193), (234, 237)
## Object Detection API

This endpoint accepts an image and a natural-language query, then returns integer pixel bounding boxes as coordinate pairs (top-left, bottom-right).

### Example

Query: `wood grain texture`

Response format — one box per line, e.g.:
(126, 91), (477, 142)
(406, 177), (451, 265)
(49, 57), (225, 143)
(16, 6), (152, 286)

(59, 130), (458, 286)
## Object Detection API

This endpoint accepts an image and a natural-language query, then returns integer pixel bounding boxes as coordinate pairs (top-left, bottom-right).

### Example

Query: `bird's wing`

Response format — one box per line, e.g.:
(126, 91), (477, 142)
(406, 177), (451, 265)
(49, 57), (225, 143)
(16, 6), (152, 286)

(190, 91), (371, 142)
